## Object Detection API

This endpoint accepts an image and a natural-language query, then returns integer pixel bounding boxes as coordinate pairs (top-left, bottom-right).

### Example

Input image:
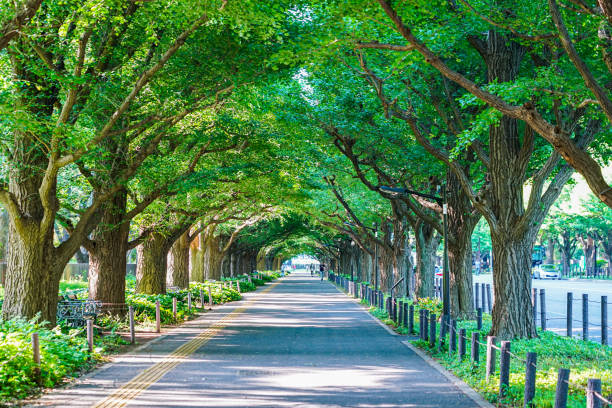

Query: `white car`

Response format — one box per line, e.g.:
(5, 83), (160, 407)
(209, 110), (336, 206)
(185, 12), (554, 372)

(532, 264), (560, 279)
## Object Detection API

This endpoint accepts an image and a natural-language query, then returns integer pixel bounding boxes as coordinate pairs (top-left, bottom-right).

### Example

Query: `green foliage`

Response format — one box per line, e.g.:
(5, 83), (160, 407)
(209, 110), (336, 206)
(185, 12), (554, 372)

(0, 317), (100, 402)
(417, 320), (611, 407)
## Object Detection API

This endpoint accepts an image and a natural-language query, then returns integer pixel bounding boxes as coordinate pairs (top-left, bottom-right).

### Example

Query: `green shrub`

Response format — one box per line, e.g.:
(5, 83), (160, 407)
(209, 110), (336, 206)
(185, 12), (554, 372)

(0, 317), (99, 402)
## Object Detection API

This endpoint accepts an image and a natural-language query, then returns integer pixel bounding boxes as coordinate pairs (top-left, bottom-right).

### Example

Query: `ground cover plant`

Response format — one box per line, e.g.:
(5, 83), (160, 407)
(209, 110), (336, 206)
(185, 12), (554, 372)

(413, 320), (612, 408)
(0, 317), (101, 402)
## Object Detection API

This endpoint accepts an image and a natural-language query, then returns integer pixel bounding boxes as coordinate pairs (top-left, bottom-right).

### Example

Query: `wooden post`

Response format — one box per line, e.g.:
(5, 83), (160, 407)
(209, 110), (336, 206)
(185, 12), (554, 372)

(403, 302), (408, 327)
(409, 304), (414, 334)
(477, 307), (483, 330)
(32, 332), (40, 365)
(398, 300), (404, 326)
(486, 335), (496, 381)
(200, 289), (205, 309)
(419, 309), (424, 340)
(172, 297), (177, 319)
(449, 320), (457, 355)
(458, 328), (466, 359)
(499, 341), (511, 399)
(471, 332), (479, 363)
(567, 292), (573, 337)
(429, 313), (436, 348)
(481, 282), (486, 311)
(129, 306), (135, 344)
(187, 292), (192, 312)
(87, 319), (94, 352)
(601, 296), (607, 346)
(583, 293), (589, 341)
(532, 287), (538, 325)
(587, 378), (602, 408)
(440, 314), (448, 338)
(208, 286), (213, 309)
(523, 352), (537, 408)
(554, 368), (570, 408)
(540, 289), (546, 330)
(236, 280), (241, 294)
(423, 310), (429, 342)
(475, 283), (480, 309)
(486, 283), (492, 313)
(155, 300), (161, 333)
(31, 332), (40, 383)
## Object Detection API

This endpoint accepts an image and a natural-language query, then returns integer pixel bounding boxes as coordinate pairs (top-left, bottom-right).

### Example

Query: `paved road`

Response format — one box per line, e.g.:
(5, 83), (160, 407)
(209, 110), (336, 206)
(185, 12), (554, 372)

(473, 274), (611, 344)
(31, 271), (484, 408)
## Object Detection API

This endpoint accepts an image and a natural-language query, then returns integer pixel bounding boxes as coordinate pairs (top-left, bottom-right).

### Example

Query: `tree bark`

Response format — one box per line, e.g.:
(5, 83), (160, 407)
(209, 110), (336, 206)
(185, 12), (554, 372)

(86, 190), (129, 312)
(189, 231), (204, 281)
(1, 137), (63, 324)
(202, 226), (223, 280)
(579, 235), (596, 276)
(413, 221), (440, 298)
(136, 232), (171, 294)
(447, 171), (480, 319)
(490, 235), (536, 338)
(167, 231), (190, 289)
(546, 237), (555, 264)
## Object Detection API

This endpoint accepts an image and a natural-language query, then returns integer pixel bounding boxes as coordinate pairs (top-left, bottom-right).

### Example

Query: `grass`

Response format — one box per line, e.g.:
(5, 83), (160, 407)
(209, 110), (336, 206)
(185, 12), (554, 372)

(414, 319), (611, 407)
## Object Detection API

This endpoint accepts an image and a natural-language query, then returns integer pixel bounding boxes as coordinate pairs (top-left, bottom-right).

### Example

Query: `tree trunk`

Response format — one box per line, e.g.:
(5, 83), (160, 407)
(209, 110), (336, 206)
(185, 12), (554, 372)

(477, 30), (539, 339)
(2, 220), (62, 324)
(447, 171), (480, 319)
(167, 231), (190, 289)
(490, 235), (536, 338)
(414, 221), (440, 298)
(581, 236), (596, 276)
(136, 232), (170, 294)
(202, 226), (223, 280)
(558, 230), (575, 277)
(546, 237), (555, 264)
(1, 157), (63, 324)
(190, 231), (204, 281)
(87, 190), (129, 312)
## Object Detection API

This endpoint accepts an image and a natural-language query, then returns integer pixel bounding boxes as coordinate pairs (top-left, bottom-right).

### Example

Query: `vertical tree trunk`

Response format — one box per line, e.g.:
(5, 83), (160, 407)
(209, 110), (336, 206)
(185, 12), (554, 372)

(190, 231), (204, 282)
(546, 237), (555, 264)
(2, 157), (64, 324)
(447, 171), (480, 319)
(490, 235), (536, 338)
(202, 227), (223, 280)
(414, 222), (440, 298)
(136, 232), (170, 294)
(87, 190), (129, 312)
(167, 231), (190, 289)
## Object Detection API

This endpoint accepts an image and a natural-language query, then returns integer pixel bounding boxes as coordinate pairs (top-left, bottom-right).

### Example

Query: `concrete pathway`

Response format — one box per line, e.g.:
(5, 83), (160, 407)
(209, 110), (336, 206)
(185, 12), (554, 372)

(30, 272), (483, 408)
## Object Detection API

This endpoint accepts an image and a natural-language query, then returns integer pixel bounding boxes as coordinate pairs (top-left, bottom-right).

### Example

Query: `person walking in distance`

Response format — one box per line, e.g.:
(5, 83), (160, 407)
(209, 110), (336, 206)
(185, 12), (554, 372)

(319, 263), (325, 282)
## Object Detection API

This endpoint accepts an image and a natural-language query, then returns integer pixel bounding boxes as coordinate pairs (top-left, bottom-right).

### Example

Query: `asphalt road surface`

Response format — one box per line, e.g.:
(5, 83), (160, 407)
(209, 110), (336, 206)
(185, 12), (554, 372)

(30, 271), (485, 408)
(474, 274), (611, 344)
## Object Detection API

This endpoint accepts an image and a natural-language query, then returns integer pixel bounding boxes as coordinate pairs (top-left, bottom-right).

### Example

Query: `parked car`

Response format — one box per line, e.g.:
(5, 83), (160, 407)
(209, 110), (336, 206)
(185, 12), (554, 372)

(532, 264), (560, 279)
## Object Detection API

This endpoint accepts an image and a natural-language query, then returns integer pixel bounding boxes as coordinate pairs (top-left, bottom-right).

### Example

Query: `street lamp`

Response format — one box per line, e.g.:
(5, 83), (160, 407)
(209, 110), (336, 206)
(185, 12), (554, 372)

(379, 185), (450, 331)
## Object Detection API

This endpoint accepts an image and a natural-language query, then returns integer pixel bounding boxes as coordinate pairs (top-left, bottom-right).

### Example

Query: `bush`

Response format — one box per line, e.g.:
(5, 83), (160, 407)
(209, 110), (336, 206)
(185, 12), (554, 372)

(0, 317), (99, 402)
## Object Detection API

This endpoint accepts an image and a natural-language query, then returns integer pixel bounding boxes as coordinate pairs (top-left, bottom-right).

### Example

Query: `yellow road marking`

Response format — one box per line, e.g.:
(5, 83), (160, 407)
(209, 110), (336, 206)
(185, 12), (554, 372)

(92, 282), (280, 408)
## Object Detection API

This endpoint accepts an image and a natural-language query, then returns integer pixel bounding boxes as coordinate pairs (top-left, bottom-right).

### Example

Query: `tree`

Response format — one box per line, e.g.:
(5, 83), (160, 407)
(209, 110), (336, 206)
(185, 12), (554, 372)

(0, 0), (302, 323)
(369, 0), (612, 208)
